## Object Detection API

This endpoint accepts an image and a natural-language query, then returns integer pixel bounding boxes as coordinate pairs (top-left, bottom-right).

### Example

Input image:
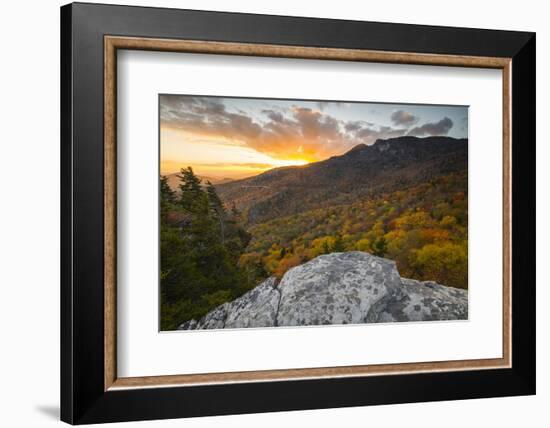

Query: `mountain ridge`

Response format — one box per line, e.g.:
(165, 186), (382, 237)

(215, 136), (467, 224)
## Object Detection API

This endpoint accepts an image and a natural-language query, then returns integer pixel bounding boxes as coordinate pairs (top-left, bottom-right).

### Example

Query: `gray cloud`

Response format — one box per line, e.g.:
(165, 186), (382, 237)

(261, 109), (284, 123)
(407, 117), (454, 137)
(344, 120), (374, 132)
(161, 95), (454, 161)
(160, 96), (262, 143)
(353, 125), (406, 141)
(391, 110), (419, 127)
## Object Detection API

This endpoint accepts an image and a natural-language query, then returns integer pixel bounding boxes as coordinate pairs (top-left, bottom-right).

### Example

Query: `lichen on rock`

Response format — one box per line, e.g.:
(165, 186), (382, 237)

(178, 251), (468, 330)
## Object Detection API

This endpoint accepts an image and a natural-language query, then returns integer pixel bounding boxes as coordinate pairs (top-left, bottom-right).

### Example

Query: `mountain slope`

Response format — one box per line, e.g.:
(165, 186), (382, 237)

(216, 136), (467, 224)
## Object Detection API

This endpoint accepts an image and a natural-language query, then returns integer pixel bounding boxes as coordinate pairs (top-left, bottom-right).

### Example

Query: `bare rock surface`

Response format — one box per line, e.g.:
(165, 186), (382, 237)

(367, 277), (468, 323)
(179, 277), (280, 330)
(224, 277), (280, 329)
(178, 252), (467, 330)
(276, 252), (401, 326)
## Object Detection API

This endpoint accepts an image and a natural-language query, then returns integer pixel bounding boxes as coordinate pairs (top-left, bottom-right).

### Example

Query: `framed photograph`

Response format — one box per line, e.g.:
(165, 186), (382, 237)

(61, 2), (535, 424)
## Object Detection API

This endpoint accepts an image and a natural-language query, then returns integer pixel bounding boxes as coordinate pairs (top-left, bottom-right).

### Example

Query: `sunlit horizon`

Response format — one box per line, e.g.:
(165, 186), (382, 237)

(160, 156), (310, 180)
(160, 95), (468, 180)
(160, 124), (315, 179)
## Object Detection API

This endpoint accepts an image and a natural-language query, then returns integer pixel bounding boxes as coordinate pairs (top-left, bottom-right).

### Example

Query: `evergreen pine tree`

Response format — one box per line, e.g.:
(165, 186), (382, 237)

(332, 235), (346, 252)
(206, 181), (227, 244)
(160, 176), (175, 225)
(160, 175), (175, 207)
(177, 167), (207, 214)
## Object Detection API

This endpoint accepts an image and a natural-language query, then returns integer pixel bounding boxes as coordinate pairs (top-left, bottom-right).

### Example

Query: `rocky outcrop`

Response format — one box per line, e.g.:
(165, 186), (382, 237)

(178, 252), (467, 330)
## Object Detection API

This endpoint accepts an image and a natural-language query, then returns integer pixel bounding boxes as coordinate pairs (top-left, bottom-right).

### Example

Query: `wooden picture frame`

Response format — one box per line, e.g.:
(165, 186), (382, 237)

(61, 2), (535, 424)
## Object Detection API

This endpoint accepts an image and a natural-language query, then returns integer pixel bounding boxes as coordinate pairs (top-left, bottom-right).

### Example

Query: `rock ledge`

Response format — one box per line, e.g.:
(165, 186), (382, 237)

(178, 251), (467, 330)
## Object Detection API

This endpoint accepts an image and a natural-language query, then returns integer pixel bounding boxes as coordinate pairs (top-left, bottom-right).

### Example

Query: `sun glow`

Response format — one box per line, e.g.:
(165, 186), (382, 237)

(270, 158), (310, 167)
(160, 127), (313, 179)
(161, 157), (311, 180)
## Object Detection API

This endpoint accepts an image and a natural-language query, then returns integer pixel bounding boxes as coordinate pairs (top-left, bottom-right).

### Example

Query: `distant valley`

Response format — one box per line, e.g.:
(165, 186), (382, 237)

(165, 172), (233, 191)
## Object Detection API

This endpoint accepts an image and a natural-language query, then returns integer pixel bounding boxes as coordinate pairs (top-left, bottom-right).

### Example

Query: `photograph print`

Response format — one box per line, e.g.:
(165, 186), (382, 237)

(159, 95), (469, 331)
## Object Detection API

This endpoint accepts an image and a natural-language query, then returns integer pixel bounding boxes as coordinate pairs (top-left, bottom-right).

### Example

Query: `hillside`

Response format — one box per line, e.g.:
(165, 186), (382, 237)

(216, 136), (467, 224)
(161, 136), (468, 329)
(238, 169), (468, 290)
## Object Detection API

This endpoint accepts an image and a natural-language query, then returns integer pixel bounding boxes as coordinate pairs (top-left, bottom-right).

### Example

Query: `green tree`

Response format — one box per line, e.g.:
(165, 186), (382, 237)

(332, 235), (346, 252)
(160, 168), (255, 330)
(372, 236), (388, 257)
(160, 175), (175, 205)
(177, 167), (207, 214)
(206, 181), (227, 244)
(160, 175), (176, 222)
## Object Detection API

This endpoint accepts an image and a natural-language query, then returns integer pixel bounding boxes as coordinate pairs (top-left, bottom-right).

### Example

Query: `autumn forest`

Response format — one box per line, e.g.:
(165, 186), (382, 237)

(159, 95), (468, 330)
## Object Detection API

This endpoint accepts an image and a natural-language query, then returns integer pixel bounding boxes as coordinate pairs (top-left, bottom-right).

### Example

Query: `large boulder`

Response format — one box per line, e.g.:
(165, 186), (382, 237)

(178, 251), (468, 330)
(276, 252), (402, 326)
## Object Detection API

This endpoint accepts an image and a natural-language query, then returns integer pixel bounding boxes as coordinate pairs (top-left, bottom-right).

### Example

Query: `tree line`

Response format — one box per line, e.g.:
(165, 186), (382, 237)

(160, 167), (254, 330)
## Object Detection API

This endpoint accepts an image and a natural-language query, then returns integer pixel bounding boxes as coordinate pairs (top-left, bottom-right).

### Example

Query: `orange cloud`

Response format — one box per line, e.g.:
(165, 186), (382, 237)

(160, 96), (454, 163)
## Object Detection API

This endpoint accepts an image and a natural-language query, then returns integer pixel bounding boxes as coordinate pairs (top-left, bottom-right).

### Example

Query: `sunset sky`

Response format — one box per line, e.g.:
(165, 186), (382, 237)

(160, 95), (468, 180)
